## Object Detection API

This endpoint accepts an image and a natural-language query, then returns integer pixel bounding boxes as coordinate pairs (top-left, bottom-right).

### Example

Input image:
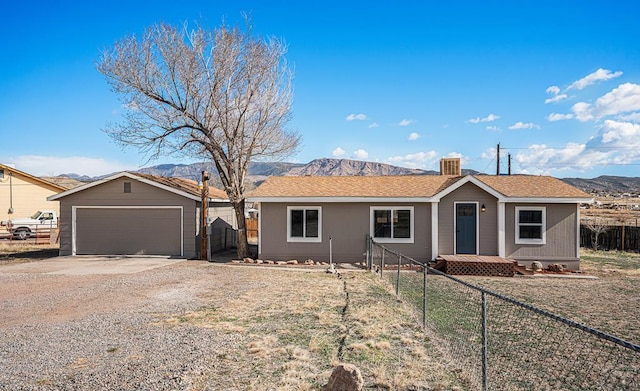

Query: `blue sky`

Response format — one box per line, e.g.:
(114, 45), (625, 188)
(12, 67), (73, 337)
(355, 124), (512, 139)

(2, 1), (640, 178)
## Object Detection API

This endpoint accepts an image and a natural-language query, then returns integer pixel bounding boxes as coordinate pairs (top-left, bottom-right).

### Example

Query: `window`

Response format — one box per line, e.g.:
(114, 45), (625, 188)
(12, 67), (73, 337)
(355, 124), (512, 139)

(124, 182), (132, 193)
(287, 206), (321, 242)
(515, 206), (546, 244)
(370, 207), (414, 243)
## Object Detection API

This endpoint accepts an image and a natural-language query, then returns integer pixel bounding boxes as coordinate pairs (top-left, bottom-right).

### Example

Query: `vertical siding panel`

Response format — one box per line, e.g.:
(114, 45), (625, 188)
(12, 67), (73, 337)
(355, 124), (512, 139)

(438, 182), (498, 255)
(259, 202), (432, 262)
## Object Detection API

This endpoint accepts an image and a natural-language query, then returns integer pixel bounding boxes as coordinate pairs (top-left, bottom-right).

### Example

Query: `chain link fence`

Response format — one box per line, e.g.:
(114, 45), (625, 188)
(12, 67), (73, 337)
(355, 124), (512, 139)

(366, 238), (640, 390)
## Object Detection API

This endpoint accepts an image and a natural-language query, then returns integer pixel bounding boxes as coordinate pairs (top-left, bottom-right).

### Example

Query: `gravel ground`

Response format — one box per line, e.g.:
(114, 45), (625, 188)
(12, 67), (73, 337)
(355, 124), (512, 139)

(0, 261), (254, 391)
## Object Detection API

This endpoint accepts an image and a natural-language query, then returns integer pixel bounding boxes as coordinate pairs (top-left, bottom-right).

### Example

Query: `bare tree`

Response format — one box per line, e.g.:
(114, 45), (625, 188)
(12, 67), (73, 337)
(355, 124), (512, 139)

(583, 217), (610, 251)
(97, 20), (300, 258)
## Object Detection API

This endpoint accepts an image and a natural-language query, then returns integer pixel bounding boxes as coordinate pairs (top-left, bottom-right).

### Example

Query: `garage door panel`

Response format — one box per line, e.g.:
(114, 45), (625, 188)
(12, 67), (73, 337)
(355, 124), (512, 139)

(76, 208), (182, 256)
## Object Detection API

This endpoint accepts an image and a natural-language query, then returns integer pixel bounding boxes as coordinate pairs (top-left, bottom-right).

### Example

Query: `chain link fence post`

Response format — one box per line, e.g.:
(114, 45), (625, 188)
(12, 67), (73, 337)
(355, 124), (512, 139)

(481, 291), (488, 391)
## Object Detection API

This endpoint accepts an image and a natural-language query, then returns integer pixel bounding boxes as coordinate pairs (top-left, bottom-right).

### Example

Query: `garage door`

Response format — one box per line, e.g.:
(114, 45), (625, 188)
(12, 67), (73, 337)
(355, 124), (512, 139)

(75, 207), (182, 256)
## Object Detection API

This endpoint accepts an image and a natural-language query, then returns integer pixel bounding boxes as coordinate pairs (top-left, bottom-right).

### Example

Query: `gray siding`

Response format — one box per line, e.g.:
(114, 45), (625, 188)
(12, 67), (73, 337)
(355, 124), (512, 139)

(438, 182), (498, 255)
(505, 203), (578, 263)
(259, 202), (432, 262)
(58, 178), (196, 258)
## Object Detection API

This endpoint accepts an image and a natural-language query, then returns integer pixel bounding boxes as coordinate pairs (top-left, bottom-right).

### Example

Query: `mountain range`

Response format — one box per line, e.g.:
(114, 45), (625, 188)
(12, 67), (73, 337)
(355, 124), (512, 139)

(52, 158), (640, 195)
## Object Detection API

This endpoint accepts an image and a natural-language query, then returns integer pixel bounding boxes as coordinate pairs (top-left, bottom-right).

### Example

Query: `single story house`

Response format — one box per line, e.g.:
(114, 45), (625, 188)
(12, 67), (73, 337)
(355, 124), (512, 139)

(0, 163), (67, 225)
(248, 172), (593, 270)
(48, 172), (234, 258)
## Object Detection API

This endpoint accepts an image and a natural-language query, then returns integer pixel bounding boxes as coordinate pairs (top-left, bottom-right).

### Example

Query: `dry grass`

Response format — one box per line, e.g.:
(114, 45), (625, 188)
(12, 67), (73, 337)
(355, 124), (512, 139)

(0, 241), (59, 264)
(462, 249), (640, 344)
(159, 269), (465, 390)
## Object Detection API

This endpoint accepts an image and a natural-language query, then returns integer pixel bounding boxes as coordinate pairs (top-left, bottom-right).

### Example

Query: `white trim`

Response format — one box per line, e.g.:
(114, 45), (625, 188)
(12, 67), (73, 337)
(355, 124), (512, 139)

(503, 197), (592, 204)
(453, 202), (479, 255)
(71, 206), (184, 256)
(431, 203), (439, 260)
(258, 203), (262, 258)
(286, 206), (322, 243)
(370, 206), (415, 244)
(249, 196), (430, 203)
(576, 204), (581, 259)
(48, 172), (206, 202)
(432, 176), (504, 202)
(515, 206), (546, 245)
(498, 202), (506, 258)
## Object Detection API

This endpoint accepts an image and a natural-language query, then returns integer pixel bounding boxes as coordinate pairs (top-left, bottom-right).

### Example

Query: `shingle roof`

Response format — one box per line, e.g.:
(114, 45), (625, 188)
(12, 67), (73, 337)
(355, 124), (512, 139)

(250, 174), (591, 200)
(132, 172), (228, 200)
(250, 175), (461, 198)
(474, 175), (591, 198)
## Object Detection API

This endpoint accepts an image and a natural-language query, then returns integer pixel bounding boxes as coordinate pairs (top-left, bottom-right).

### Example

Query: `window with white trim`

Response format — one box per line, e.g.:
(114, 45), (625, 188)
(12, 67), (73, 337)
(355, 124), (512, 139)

(515, 206), (546, 244)
(287, 206), (321, 242)
(370, 206), (414, 243)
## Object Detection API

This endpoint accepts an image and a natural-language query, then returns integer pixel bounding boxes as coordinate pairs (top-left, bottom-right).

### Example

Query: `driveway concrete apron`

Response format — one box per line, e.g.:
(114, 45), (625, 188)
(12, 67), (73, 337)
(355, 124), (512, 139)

(0, 256), (186, 275)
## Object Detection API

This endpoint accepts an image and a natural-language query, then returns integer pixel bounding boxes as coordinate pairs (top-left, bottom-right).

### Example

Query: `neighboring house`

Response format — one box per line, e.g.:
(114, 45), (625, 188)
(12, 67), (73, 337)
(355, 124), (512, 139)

(48, 172), (233, 258)
(0, 163), (67, 225)
(249, 171), (593, 270)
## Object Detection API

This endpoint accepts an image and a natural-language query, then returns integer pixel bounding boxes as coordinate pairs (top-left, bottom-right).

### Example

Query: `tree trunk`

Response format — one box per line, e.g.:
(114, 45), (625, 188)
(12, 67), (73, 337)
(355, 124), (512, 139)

(233, 199), (250, 258)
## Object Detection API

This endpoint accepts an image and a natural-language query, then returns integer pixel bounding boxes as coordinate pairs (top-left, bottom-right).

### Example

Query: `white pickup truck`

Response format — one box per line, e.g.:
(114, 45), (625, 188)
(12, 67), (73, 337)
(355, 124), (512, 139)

(1, 210), (58, 240)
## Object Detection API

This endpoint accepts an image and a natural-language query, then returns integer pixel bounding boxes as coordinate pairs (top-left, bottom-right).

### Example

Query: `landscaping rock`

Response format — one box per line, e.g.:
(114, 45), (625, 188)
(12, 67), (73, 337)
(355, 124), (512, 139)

(255, 259), (264, 264)
(531, 261), (543, 271)
(304, 259), (315, 265)
(286, 259), (298, 265)
(231, 260), (242, 264)
(243, 258), (254, 264)
(324, 363), (364, 391)
(276, 261), (287, 265)
(548, 263), (564, 272)
(264, 260), (274, 264)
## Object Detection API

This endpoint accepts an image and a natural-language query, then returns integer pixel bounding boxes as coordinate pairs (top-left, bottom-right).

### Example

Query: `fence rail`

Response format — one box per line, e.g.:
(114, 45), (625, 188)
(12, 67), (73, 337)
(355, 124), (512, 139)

(367, 237), (640, 390)
(580, 224), (640, 252)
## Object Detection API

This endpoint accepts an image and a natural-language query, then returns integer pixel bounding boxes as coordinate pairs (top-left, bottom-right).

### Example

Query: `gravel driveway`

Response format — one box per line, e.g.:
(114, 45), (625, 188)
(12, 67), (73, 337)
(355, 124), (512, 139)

(0, 258), (249, 390)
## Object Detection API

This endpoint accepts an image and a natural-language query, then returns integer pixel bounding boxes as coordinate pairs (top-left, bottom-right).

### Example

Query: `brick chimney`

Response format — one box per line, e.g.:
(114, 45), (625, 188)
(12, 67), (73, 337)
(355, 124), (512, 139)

(440, 158), (461, 176)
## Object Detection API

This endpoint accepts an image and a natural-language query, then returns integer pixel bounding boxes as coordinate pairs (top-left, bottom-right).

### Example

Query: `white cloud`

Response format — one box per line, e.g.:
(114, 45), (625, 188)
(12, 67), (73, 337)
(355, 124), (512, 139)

(572, 83), (640, 122)
(353, 149), (369, 159)
(618, 112), (640, 122)
(332, 147), (346, 157)
(546, 86), (561, 95)
(508, 122), (540, 130)
(368, 122), (379, 128)
(6, 155), (136, 177)
(486, 126), (500, 131)
(408, 132), (420, 141)
(512, 120), (640, 173)
(399, 119), (414, 126)
(386, 151), (438, 169)
(544, 85), (568, 104)
(545, 94), (568, 104)
(346, 113), (367, 121)
(567, 68), (623, 91)
(546, 113), (574, 121)
(468, 113), (500, 124)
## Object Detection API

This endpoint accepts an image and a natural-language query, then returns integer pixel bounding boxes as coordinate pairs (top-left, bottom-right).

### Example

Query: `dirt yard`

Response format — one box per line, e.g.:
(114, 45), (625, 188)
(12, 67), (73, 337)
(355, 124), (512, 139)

(0, 244), (465, 390)
(463, 249), (640, 344)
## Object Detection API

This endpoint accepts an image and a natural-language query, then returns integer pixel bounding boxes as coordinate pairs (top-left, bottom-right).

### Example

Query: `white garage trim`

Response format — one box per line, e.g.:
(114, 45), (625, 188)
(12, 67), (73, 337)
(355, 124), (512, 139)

(72, 206), (184, 256)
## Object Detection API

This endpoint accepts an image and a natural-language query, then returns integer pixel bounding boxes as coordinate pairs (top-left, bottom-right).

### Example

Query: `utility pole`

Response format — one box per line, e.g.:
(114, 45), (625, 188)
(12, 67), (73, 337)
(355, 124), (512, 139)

(508, 153), (511, 175)
(496, 143), (500, 176)
(201, 170), (210, 260)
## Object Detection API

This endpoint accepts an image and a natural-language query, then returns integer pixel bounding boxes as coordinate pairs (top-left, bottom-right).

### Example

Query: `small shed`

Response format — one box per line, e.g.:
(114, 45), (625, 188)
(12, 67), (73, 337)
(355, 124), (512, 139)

(48, 172), (232, 258)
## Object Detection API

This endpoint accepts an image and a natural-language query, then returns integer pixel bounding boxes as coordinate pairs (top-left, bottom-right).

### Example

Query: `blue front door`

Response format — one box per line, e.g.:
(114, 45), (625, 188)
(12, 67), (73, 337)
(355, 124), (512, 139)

(456, 203), (477, 254)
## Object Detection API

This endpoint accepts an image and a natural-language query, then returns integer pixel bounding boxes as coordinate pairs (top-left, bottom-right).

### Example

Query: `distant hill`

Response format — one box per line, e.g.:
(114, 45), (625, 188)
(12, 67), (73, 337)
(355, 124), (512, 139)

(48, 158), (640, 195)
(560, 176), (640, 195)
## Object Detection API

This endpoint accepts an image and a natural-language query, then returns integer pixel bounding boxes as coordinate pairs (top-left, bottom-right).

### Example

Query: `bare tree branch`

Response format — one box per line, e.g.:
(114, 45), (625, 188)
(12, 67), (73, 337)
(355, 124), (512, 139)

(97, 19), (299, 257)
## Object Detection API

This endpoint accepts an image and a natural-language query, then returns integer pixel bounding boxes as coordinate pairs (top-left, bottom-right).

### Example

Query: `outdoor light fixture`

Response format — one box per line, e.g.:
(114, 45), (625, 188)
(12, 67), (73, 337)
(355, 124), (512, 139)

(481, 204), (486, 212)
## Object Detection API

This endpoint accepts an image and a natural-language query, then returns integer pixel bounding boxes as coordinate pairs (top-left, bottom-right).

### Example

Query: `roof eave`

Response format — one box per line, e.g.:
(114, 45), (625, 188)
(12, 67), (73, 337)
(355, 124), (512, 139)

(248, 196), (432, 203)
(48, 172), (204, 202)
